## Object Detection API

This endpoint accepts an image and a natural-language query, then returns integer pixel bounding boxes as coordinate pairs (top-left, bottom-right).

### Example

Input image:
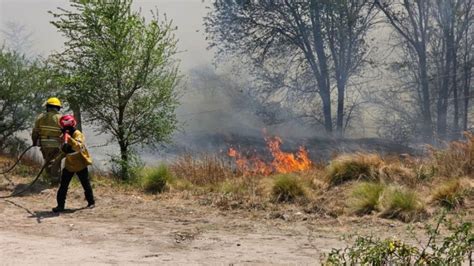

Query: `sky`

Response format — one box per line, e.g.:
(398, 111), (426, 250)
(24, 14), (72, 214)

(0, 0), (215, 71)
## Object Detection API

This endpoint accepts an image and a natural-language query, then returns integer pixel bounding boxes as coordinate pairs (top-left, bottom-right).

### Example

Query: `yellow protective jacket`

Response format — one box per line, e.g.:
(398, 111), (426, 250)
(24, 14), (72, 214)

(63, 130), (93, 173)
(32, 110), (62, 148)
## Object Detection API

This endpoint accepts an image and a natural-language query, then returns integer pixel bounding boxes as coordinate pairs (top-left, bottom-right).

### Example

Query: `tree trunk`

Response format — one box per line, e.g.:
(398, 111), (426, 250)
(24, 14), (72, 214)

(69, 100), (83, 131)
(462, 52), (472, 131)
(119, 140), (129, 180)
(336, 80), (345, 136)
(419, 51), (434, 141)
(452, 48), (459, 139)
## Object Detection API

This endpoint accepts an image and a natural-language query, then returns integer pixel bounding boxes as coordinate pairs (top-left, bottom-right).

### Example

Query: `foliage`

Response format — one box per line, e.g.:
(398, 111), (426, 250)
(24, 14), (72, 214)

(325, 153), (383, 185)
(271, 174), (306, 203)
(141, 164), (174, 194)
(379, 185), (425, 222)
(0, 47), (50, 152)
(349, 182), (385, 215)
(324, 214), (473, 265)
(50, 0), (180, 179)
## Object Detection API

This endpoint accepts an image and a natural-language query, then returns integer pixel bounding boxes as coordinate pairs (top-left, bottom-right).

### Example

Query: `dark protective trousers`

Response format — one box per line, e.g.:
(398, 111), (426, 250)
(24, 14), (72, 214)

(57, 167), (95, 208)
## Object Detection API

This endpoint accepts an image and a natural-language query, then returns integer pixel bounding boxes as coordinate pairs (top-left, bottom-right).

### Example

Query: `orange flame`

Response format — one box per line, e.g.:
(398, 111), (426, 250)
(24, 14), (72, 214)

(227, 134), (312, 176)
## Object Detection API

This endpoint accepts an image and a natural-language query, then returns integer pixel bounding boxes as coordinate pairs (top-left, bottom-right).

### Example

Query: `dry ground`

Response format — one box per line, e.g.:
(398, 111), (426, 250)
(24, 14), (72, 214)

(0, 175), (433, 265)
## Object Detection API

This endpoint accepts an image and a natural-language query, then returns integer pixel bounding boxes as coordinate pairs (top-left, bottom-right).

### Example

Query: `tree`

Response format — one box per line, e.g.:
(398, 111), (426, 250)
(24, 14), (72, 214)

(50, 0), (180, 179)
(205, 0), (377, 136)
(0, 47), (50, 153)
(375, 0), (434, 141)
(376, 0), (473, 142)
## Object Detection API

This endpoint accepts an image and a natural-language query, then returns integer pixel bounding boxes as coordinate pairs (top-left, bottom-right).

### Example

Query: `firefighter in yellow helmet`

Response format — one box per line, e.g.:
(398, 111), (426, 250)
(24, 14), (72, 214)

(31, 97), (63, 184)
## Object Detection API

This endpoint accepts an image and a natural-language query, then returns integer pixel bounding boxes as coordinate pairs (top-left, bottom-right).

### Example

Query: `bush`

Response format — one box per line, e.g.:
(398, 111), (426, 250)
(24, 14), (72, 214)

(271, 174), (306, 203)
(349, 182), (385, 215)
(141, 164), (174, 194)
(323, 214), (473, 265)
(379, 185), (425, 222)
(432, 178), (472, 209)
(325, 153), (383, 186)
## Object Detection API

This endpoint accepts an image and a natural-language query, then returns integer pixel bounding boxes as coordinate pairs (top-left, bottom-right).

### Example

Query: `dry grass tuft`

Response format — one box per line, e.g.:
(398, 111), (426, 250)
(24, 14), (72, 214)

(431, 178), (473, 209)
(169, 153), (236, 185)
(429, 132), (474, 177)
(325, 153), (384, 186)
(379, 185), (426, 222)
(348, 182), (385, 215)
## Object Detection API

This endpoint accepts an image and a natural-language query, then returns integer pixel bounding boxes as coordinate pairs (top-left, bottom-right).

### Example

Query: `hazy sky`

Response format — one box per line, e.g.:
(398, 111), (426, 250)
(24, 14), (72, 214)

(0, 0), (215, 70)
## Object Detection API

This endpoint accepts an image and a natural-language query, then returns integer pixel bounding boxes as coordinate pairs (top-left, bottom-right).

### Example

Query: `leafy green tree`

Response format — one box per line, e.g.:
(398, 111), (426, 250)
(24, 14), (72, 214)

(0, 47), (51, 153)
(50, 0), (180, 179)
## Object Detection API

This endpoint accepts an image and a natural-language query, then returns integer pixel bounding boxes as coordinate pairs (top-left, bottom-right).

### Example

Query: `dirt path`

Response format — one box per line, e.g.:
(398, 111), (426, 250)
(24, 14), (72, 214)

(0, 188), (331, 265)
(0, 181), (420, 265)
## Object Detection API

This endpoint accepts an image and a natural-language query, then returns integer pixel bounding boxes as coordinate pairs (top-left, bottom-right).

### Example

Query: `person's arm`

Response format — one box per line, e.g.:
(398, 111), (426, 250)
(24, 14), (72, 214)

(67, 131), (85, 152)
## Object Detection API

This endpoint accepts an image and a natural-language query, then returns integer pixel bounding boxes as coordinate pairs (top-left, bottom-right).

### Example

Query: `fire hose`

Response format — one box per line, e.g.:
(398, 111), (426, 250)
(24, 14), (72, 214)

(0, 146), (60, 199)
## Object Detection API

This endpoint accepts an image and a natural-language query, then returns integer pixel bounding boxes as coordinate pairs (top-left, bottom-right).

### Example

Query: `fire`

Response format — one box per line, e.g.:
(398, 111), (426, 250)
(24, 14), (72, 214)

(227, 134), (312, 176)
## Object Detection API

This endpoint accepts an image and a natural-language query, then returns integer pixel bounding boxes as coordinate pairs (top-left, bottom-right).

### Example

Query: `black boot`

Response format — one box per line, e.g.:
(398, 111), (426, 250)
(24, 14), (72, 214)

(87, 201), (95, 209)
(52, 205), (64, 213)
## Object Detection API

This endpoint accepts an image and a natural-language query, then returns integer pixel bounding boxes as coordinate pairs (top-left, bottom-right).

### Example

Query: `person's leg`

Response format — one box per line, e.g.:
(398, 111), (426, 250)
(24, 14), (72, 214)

(41, 148), (61, 185)
(53, 169), (74, 212)
(77, 167), (95, 206)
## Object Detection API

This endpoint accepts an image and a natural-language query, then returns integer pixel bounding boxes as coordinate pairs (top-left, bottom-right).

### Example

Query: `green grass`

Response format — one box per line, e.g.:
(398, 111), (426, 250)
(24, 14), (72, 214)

(349, 182), (385, 215)
(379, 185), (425, 222)
(271, 174), (306, 203)
(141, 164), (175, 194)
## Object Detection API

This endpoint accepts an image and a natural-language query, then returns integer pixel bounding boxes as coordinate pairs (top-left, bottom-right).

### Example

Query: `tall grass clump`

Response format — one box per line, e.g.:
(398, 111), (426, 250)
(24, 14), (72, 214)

(170, 154), (236, 185)
(325, 153), (383, 186)
(379, 185), (425, 222)
(432, 178), (472, 209)
(141, 164), (174, 194)
(429, 132), (474, 177)
(271, 174), (306, 203)
(349, 182), (385, 215)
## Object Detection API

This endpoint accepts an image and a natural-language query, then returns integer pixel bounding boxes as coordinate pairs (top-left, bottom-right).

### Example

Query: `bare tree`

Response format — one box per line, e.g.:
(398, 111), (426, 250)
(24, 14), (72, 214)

(205, 0), (377, 136)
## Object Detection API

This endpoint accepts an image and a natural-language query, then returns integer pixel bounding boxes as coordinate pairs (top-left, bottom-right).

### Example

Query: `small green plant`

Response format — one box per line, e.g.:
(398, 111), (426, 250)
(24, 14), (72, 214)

(271, 174), (306, 203)
(379, 185), (425, 222)
(141, 164), (174, 194)
(349, 182), (385, 215)
(323, 213), (473, 265)
(325, 153), (382, 186)
(432, 178), (472, 209)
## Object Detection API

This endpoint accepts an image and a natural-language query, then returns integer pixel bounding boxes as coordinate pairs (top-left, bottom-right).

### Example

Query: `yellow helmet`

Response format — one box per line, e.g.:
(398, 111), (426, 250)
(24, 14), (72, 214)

(45, 97), (62, 107)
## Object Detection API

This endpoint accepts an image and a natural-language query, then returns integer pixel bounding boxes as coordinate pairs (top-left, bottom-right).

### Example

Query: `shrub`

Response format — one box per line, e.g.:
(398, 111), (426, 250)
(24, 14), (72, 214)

(379, 185), (425, 222)
(325, 153), (383, 186)
(323, 214), (473, 265)
(141, 164), (174, 194)
(348, 182), (385, 215)
(271, 174), (306, 203)
(432, 178), (472, 209)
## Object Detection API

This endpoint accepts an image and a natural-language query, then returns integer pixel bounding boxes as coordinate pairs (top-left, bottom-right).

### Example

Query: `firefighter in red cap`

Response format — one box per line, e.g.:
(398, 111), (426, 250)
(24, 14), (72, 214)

(32, 97), (63, 184)
(52, 114), (95, 212)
